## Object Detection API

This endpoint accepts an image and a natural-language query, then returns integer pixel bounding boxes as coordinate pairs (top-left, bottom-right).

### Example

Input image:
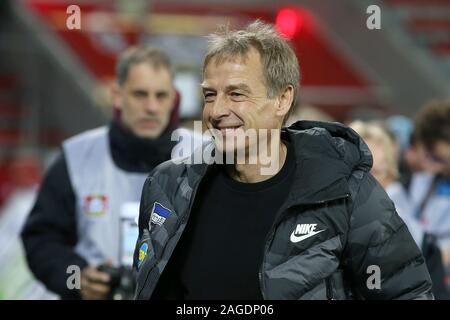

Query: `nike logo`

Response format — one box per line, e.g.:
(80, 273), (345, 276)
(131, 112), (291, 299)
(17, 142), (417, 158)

(290, 223), (325, 243)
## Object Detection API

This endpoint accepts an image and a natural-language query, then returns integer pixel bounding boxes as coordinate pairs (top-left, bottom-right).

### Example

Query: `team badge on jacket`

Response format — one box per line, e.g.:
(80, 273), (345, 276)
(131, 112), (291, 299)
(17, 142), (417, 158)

(83, 195), (108, 217)
(150, 202), (171, 226)
(138, 243), (148, 266)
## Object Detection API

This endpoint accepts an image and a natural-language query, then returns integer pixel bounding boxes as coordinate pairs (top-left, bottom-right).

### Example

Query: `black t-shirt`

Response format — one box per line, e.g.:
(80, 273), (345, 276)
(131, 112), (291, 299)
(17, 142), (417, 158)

(152, 141), (296, 300)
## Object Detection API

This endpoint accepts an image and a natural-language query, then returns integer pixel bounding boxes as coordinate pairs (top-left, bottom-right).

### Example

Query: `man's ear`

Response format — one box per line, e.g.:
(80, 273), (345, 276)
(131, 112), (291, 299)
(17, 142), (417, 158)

(275, 85), (294, 118)
(111, 82), (123, 110)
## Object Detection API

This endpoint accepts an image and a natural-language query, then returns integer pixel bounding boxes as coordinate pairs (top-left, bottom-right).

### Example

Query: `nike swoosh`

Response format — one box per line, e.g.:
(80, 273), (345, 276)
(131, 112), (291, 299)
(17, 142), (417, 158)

(290, 229), (325, 243)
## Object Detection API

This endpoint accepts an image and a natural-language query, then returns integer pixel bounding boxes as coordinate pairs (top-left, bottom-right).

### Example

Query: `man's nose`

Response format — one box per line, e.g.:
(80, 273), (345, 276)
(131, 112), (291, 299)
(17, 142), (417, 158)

(210, 94), (231, 119)
(144, 95), (159, 113)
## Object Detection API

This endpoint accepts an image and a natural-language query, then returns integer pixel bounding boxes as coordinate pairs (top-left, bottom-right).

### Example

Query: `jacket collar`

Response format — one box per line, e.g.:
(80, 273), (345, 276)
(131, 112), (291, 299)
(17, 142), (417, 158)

(185, 120), (372, 207)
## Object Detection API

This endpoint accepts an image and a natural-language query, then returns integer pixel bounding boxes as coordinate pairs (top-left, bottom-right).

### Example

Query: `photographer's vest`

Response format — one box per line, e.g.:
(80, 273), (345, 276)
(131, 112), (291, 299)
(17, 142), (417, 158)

(63, 127), (148, 267)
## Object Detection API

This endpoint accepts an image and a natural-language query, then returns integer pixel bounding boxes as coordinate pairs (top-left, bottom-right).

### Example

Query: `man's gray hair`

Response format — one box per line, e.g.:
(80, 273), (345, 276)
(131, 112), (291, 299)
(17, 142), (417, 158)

(116, 45), (173, 85)
(203, 20), (300, 123)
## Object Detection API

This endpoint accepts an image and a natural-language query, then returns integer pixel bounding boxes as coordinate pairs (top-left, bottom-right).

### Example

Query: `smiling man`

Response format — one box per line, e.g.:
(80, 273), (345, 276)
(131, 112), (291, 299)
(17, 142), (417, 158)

(200, 45), (290, 176)
(134, 21), (433, 300)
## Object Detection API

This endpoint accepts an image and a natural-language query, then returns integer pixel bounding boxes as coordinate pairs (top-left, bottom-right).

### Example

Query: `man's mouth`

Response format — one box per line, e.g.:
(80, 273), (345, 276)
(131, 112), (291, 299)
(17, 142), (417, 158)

(215, 125), (244, 135)
(139, 119), (160, 128)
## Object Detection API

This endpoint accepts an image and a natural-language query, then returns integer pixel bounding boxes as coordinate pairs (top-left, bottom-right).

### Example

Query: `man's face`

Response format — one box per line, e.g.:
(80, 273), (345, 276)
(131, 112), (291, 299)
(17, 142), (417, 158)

(428, 140), (450, 176)
(201, 48), (283, 154)
(116, 63), (175, 139)
(405, 142), (443, 174)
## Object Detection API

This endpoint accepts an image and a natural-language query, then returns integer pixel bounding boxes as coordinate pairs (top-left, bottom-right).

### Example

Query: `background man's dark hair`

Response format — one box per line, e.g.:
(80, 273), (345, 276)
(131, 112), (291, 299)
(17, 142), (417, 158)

(415, 100), (450, 150)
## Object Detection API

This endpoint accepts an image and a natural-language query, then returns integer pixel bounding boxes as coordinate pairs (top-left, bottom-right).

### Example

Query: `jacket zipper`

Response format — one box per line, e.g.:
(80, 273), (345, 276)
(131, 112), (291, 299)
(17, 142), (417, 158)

(258, 200), (291, 300)
(258, 193), (350, 299)
(325, 277), (334, 300)
(313, 194), (350, 205)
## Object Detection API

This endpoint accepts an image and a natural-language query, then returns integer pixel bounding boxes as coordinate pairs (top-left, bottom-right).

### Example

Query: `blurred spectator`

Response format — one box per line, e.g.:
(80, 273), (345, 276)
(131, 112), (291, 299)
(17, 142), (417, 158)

(400, 131), (444, 187)
(21, 46), (192, 300)
(385, 115), (415, 188)
(412, 100), (450, 289)
(349, 121), (398, 189)
(386, 115), (414, 157)
(350, 120), (449, 299)
(415, 100), (450, 177)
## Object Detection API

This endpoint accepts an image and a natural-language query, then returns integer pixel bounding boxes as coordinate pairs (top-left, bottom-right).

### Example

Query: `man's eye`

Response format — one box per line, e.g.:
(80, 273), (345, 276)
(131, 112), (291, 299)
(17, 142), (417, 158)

(156, 92), (169, 100)
(230, 92), (245, 100)
(133, 91), (148, 98)
(204, 93), (215, 101)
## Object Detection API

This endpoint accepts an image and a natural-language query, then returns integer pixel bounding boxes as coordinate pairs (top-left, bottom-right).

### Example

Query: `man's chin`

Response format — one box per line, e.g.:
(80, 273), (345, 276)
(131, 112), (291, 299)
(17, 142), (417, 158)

(133, 127), (163, 139)
(215, 143), (250, 163)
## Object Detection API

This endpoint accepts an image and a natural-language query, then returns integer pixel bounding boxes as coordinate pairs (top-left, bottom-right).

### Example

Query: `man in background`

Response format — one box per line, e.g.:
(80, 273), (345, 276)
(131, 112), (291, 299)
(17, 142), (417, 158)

(22, 46), (181, 299)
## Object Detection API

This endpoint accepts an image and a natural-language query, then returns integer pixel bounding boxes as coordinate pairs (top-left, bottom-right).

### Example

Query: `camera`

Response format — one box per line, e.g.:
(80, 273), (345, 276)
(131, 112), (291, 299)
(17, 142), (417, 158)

(97, 265), (136, 300)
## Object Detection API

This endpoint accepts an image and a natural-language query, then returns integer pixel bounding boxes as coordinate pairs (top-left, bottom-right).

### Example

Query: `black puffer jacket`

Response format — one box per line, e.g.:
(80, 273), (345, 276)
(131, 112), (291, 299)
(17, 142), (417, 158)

(134, 121), (433, 300)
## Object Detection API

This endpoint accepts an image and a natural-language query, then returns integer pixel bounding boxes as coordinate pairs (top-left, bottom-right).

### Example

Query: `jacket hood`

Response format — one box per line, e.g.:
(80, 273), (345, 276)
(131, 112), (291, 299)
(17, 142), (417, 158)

(281, 120), (373, 205)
